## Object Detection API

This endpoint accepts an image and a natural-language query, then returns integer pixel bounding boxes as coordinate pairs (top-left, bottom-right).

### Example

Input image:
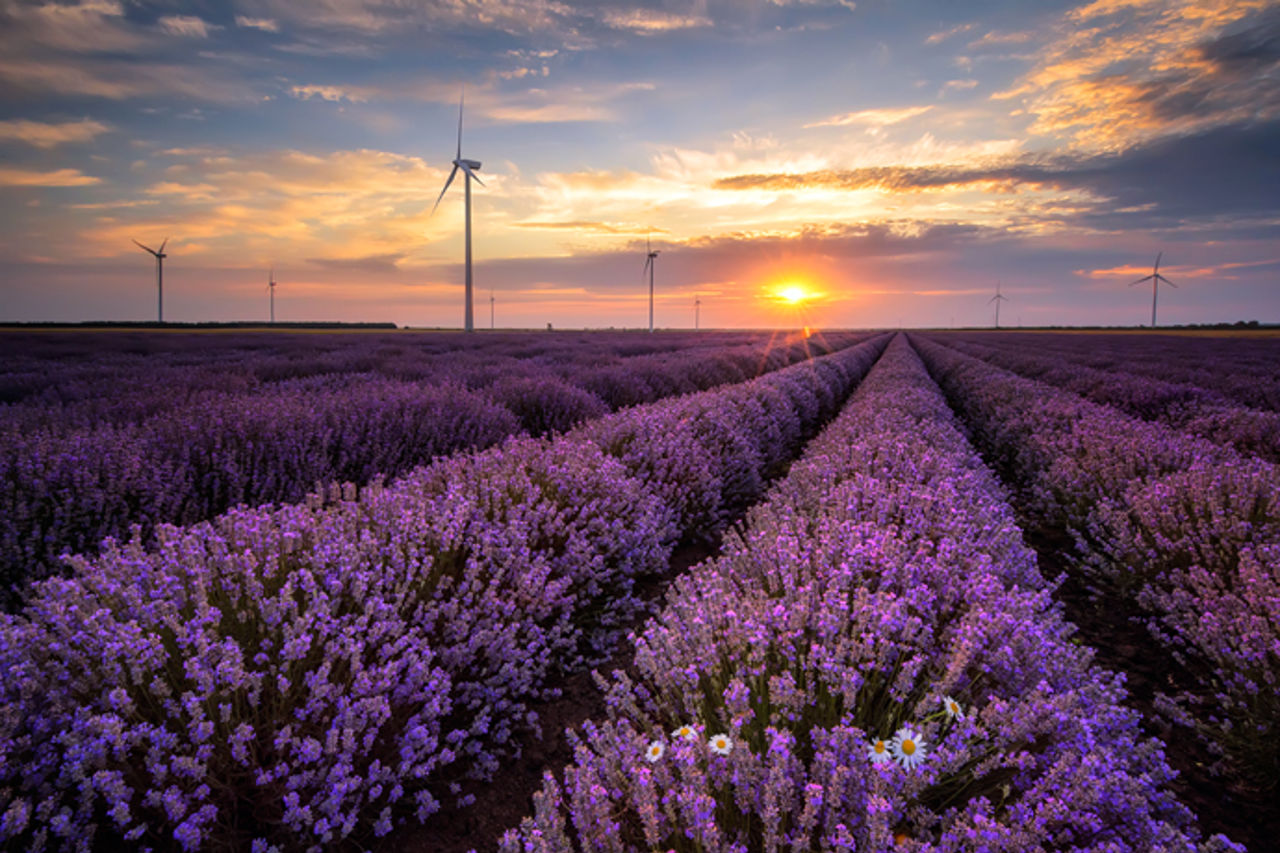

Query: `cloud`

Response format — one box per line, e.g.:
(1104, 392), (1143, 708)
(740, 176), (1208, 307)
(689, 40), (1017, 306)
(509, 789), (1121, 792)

(601, 9), (712, 33)
(0, 167), (100, 187)
(511, 219), (657, 234)
(713, 119), (1280, 229)
(157, 15), (217, 38)
(289, 84), (367, 103)
(0, 118), (110, 148)
(0, 57), (254, 102)
(996, 0), (1280, 149)
(234, 16), (279, 33)
(926, 23), (975, 45)
(306, 253), (405, 273)
(805, 105), (932, 129)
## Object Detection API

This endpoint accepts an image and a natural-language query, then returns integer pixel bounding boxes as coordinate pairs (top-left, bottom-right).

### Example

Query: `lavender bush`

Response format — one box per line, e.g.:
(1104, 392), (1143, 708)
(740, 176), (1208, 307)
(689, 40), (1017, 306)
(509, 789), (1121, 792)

(914, 334), (1280, 794)
(0, 335), (888, 851)
(501, 337), (1233, 852)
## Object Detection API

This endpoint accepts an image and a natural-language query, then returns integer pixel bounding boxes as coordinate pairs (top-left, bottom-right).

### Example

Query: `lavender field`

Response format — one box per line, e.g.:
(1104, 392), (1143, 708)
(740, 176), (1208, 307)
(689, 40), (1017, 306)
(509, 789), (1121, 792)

(1, 329), (1277, 852)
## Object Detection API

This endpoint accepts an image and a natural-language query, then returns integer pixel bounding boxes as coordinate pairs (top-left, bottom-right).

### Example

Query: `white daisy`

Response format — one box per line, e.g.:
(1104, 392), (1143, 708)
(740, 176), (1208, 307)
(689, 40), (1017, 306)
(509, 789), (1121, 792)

(942, 696), (965, 721)
(671, 724), (697, 742)
(708, 733), (733, 756)
(891, 727), (927, 769)
(645, 740), (665, 763)
(866, 736), (891, 765)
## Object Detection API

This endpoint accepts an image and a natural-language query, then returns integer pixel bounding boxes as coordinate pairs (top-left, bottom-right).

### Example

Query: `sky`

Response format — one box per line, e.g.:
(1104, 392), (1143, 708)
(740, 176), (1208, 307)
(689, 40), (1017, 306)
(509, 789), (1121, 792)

(0, 0), (1277, 329)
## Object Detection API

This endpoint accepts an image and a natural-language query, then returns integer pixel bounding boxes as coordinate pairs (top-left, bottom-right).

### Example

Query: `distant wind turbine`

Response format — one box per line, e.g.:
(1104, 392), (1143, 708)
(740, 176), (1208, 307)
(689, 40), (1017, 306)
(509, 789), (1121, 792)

(432, 92), (484, 332)
(1127, 252), (1177, 327)
(268, 267), (277, 324)
(695, 293), (701, 330)
(490, 289), (495, 330)
(643, 235), (659, 333)
(133, 237), (168, 322)
(989, 281), (1009, 329)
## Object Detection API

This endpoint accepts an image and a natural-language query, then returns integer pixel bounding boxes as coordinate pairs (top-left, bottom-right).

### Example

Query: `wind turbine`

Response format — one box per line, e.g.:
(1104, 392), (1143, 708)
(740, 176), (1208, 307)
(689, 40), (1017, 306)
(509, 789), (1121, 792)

(268, 268), (277, 324)
(643, 236), (659, 333)
(432, 92), (484, 332)
(490, 289), (495, 330)
(695, 293), (701, 330)
(989, 281), (1009, 329)
(1127, 252), (1177, 327)
(133, 237), (168, 322)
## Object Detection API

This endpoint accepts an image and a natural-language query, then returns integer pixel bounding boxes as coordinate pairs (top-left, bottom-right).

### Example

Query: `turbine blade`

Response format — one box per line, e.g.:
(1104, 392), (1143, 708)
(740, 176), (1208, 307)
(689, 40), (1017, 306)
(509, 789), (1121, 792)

(159, 237), (169, 254)
(133, 238), (156, 255)
(1154, 251), (1162, 273)
(1160, 274), (1178, 288)
(432, 165), (460, 214)
(643, 256), (652, 275)
(1127, 274), (1154, 287)
(457, 91), (464, 161)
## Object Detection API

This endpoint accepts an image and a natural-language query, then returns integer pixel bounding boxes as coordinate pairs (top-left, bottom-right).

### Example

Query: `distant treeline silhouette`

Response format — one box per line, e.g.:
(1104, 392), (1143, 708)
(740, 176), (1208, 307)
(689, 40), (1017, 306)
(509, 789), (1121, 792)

(0, 321), (399, 330)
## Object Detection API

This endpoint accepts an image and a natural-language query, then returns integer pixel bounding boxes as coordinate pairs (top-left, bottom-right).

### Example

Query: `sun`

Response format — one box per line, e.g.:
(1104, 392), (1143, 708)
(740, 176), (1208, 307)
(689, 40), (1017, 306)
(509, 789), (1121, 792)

(773, 282), (818, 305)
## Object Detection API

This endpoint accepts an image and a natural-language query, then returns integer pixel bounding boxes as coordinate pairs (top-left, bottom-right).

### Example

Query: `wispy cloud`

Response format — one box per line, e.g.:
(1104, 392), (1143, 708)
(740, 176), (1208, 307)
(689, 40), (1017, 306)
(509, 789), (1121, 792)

(157, 15), (217, 38)
(289, 84), (367, 103)
(234, 16), (279, 33)
(0, 167), (101, 187)
(805, 105), (932, 129)
(0, 118), (111, 148)
(995, 0), (1280, 149)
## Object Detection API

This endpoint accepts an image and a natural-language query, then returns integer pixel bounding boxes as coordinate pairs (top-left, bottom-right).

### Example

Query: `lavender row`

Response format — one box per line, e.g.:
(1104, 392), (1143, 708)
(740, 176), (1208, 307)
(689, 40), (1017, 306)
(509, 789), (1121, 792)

(912, 334), (1280, 796)
(0, 335), (890, 852)
(500, 335), (1232, 852)
(939, 331), (1280, 413)
(0, 332), (858, 607)
(0, 331), (841, 429)
(937, 335), (1280, 463)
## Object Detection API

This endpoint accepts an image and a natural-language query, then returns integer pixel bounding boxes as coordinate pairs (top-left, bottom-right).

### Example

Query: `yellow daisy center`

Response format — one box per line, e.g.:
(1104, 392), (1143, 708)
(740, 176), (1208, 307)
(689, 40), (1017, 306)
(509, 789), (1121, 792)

(901, 739), (916, 755)
(873, 741), (886, 753)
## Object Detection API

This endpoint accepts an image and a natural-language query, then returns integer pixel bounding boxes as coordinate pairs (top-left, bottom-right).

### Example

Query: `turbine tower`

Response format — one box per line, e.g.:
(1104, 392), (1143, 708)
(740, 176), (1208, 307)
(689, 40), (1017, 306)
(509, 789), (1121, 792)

(695, 293), (701, 330)
(989, 281), (1009, 329)
(432, 92), (484, 332)
(268, 268), (277, 324)
(490, 289), (495, 330)
(133, 238), (168, 322)
(643, 236), (659, 333)
(1127, 252), (1177, 327)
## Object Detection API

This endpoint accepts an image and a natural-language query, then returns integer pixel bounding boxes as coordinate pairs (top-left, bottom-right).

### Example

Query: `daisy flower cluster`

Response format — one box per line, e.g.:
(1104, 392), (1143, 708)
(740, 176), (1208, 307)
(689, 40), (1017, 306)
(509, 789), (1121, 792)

(501, 336), (1239, 852)
(917, 334), (1280, 792)
(0, 336), (889, 851)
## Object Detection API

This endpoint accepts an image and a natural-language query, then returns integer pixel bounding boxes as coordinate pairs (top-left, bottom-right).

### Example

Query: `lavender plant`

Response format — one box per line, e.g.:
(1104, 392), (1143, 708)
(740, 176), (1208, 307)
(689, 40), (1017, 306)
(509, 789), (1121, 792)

(0, 335), (889, 850)
(501, 337), (1233, 852)
(914, 334), (1280, 795)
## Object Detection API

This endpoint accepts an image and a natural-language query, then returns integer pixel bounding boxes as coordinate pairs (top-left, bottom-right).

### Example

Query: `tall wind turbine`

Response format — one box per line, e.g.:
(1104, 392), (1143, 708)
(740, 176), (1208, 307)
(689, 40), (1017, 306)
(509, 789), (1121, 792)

(695, 293), (701, 330)
(432, 93), (484, 332)
(133, 237), (168, 322)
(643, 236), (659, 333)
(268, 268), (277, 324)
(490, 289), (495, 330)
(989, 281), (1009, 329)
(1127, 252), (1177, 327)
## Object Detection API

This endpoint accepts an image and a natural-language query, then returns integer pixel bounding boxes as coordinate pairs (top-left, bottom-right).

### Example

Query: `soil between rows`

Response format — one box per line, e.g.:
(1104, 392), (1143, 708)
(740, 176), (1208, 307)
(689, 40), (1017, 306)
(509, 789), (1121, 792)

(377, 540), (719, 853)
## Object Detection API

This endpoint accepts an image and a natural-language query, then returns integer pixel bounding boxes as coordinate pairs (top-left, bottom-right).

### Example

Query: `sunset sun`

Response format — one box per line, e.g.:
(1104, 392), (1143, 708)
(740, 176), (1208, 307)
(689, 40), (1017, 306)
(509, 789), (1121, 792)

(773, 282), (819, 305)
